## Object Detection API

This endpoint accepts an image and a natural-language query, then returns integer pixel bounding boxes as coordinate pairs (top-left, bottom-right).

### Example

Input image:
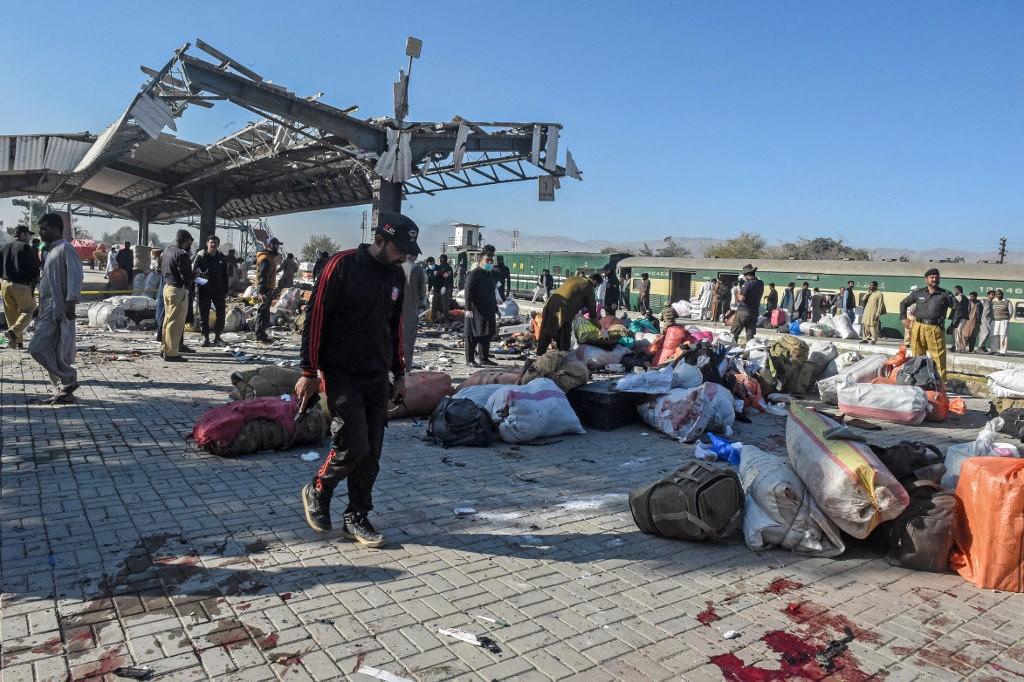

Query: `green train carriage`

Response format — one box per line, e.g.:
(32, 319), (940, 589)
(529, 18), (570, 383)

(495, 251), (627, 296)
(617, 257), (1024, 351)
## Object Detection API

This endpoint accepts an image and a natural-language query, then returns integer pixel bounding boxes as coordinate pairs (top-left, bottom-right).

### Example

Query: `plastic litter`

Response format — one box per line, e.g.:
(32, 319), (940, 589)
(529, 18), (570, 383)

(474, 614), (510, 627)
(356, 667), (415, 682)
(722, 630), (740, 640)
(300, 452), (321, 461)
(454, 507), (477, 516)
(438, 628), (502, 653)
(113, 667), (154, 681)
(942, 417), (1020, 488)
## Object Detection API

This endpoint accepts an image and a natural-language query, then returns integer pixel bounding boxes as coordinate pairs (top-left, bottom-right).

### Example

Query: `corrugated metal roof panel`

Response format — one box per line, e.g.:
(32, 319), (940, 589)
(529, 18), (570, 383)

(42, 137), (92, 172)
(0, 136), (10, 171)
(74, 110), (127, 174)
(131, 93), (176, 138)
(14, 136), (45, 170)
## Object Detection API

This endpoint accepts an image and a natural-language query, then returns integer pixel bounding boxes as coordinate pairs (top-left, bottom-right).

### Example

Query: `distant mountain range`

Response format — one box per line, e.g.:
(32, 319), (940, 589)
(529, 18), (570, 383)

(416, 220), (1021, 264)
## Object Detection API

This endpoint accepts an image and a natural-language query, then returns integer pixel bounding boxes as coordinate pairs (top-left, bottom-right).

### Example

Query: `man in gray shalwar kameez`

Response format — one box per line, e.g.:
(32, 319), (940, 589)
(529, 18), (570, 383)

(400, 255), (428, 370)
(28, 213), (83, 404)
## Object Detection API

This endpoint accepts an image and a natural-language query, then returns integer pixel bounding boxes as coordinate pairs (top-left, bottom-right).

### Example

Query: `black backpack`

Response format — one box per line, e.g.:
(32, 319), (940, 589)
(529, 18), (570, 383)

(997, 408), (1024, 439)
(875, 480), (959, 573)
(896, 356), (941, 392)
(426, 398), (495, 448)
(629, 460), (743, 542)
(869, 441), (945, 486)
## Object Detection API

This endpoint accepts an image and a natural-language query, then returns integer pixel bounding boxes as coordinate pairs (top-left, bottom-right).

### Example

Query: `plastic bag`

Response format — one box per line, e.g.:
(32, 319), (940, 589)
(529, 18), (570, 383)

(951, 457), (1024, 592)
(671, 300), (692, 318)
(807, 340), (838, 366)
(831, 312), (858, 339)
(573, 317), (603, 345)
(739, 445), (845, 557)
(941, 417), (1020, 488)
(486, 378), (586, 443)
(707, 433), (742, 466)
(498, 298), (520, 319)
(789, 320), (801, 335)
(786, 403), (909, 538)
(988, 369), (1024, 399)
(575, 344), (628, 370)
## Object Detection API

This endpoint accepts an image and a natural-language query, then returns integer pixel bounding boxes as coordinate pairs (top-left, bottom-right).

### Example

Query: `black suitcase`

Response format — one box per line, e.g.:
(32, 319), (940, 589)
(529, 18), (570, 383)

(566, 379), (645, 431)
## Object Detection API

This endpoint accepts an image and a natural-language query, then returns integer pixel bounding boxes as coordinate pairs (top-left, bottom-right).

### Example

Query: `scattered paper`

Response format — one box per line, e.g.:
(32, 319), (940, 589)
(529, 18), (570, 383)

(355, 666), (414, 682)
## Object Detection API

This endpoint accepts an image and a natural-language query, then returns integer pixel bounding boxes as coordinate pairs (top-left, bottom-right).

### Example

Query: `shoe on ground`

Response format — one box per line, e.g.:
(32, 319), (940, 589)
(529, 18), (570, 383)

(180, 344), (196, 354)
(301, 483), (332, 532)
(256, 336), (273, 344)
(481, 359), (499, 366)
(202, 338), (211, 347)
(342, 512), (386, 548)
(214, 336), (224, 346)
(164, 355), (187, 363)
(468, 360), (481, 368)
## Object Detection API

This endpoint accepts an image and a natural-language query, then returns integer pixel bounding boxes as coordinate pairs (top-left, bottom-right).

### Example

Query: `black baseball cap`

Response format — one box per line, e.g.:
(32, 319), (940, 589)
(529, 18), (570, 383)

(15, 225), (33, 235)
(267, 237), (283, 247)
(376, 212), (422, 256)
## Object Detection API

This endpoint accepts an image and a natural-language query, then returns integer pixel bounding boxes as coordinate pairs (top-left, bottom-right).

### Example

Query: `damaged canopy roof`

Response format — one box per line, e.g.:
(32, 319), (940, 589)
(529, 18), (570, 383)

(0, 40), (580, 223)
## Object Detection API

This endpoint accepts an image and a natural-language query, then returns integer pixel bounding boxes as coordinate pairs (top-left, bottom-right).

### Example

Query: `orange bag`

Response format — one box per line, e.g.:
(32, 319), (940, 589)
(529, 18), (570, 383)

(531, 313), (542, 340)
(653, 325), (691, 366)
(882, 345), (909, 378)
(951, 457), (1024, 592)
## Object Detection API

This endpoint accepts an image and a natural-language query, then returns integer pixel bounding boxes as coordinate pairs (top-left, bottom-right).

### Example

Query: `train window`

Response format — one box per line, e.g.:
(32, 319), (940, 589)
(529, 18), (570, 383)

(1016, 302), (1024, 319)
(552, 266), (562, 275)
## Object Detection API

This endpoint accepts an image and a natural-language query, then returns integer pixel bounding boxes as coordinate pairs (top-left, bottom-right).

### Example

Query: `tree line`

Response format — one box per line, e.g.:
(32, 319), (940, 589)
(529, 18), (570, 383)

(602, 233), (871, 261)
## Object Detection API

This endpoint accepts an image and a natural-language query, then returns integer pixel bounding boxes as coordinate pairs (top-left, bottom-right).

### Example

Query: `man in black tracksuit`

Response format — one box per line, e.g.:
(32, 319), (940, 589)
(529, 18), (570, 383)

(296, 213), (421, 548)
(193, 235), (229, 346)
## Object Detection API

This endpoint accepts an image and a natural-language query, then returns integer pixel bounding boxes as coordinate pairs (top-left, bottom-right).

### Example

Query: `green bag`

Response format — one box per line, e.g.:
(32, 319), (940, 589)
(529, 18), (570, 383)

(629, 460), (743, 542)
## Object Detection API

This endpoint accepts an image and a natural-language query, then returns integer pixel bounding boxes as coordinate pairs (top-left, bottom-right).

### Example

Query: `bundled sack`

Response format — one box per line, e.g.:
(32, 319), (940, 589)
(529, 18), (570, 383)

(671, 300), (692, 318)
(144, 271), (161, 299)
(987, 369), (1024, 399)
(87, 301), (127, 329)
(767, 336), (809, 395)
(616, 365), (675, 395)
(221, 305), (246, 333)
(131, 272), (148, 295)
(485, 378), (585, 443)
(786, 404), (909, 538)
(458, 366), (524, 390)
(573, 316), (603, 345)
(652, 326), (692, 367)
(941, 417), (1021, 489)
(629, 318), (659, 335)
(951, 457), (1024, 592)
(817, 353), (888, 405)
(456, 384), (506, 406)
(191, 396), (327, 456)
(637, 382), (736, 443)
(837, 377), (929, 425)
(229, 365), (302, 400)
(521, 351), (590, 393)
(576, 344), (628, 370)
(874, 481), (960, 573)
(831, 312), (858, 339)
(739, 445), (845, 557)
(427, 397), (495, 447)
(273, 287), (303, 313)
(629, 459), (743, 542)
(105, 295), (156, 313)
(807, 340), (838, 366)
(388, 371), (453, 419)
(498, 298), (520, 319)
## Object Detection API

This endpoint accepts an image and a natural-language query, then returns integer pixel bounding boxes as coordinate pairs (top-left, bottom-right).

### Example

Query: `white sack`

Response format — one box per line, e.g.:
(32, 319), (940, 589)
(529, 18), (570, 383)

(637, 382), (735, 443)
(834, 351), (862, 372)
(671, 300), (692, 318)
(575, 344), (627, 371)
(105, 295), (156, 313)
(672, 362), (703, 389)
(486, 378), (585, 444)
(498, 298), (520, 319)
(131, 273), (148, 295)
(616, 365), (674, 395)
(457, 384), (507, 407)
(144, 271), (161, 299)
(88, 302), (127, 329)
(988, 369), (1024, 399)
(221, 306), (245, 333)
(836, 377), (928, 425)
(807, 340), (838, 366)
(739, 445), (845, 557)
(816, 354), (888, 405)
(831, 313), (858, 339)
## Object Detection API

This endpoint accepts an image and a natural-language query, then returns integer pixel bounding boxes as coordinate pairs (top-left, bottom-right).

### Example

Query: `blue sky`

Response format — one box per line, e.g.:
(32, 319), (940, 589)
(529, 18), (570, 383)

(1, 0), (1021, 252)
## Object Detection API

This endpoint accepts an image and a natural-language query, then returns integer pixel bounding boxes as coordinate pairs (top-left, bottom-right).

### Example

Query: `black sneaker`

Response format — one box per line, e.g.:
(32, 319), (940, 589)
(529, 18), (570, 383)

(180, 344), (196, 354)
(164, 355), (187, 363)
(301, 483), (332, 532)
(202, 337), (211, 347)
(342, 512), (386, 548)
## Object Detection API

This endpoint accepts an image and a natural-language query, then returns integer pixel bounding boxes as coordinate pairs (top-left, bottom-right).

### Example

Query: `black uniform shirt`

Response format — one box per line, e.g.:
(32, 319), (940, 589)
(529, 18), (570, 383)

(0, 240), (41, 285)
(899, 286), (956, 323)
(161, 245), (194, 288)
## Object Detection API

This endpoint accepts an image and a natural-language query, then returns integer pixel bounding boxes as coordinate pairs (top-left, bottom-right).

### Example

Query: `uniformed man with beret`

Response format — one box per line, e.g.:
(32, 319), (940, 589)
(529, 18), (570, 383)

(899, 267), (957, 377)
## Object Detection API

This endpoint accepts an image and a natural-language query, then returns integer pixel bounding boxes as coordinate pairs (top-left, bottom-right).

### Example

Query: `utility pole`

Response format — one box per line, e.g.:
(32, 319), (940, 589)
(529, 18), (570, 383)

(998, 237), (1007, 264)
(512, 229), (519, 252)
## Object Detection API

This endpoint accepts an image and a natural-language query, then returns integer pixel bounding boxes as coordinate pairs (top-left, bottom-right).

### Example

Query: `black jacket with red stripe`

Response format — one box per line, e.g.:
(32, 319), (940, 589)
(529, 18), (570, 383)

(300, 245), (407, 378)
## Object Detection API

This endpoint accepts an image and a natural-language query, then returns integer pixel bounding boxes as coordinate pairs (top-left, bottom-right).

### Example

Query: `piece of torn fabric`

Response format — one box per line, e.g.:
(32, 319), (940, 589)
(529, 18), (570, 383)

(565, 148), (582, 180)
(453, 121), (470, 171)
(376, 128), (413, 182)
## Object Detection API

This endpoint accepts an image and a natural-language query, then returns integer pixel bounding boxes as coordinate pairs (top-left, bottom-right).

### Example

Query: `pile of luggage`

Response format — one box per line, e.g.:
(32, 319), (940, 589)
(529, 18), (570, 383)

(630, 402), (1024, 590)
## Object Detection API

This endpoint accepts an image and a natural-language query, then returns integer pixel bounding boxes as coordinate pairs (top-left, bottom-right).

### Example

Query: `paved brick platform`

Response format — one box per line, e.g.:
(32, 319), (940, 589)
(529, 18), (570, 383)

(3, 319), (1024, 681)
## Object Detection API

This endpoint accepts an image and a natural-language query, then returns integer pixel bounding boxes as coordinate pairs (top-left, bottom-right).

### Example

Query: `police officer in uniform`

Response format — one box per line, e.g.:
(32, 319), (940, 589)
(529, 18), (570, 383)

(296, 213), (421, 548)
(899, 267), (957, 378)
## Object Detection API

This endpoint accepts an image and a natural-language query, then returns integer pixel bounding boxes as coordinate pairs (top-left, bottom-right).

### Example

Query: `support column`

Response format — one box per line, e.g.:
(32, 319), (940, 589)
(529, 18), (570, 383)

(136, 206), (150, 247)
(371, 177), (403, 228)
(199, 185), (218, 245)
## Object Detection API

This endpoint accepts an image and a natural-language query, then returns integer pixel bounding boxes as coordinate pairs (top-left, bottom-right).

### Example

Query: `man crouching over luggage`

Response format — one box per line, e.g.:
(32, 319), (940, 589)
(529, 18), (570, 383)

(295, 212), (421, 547)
